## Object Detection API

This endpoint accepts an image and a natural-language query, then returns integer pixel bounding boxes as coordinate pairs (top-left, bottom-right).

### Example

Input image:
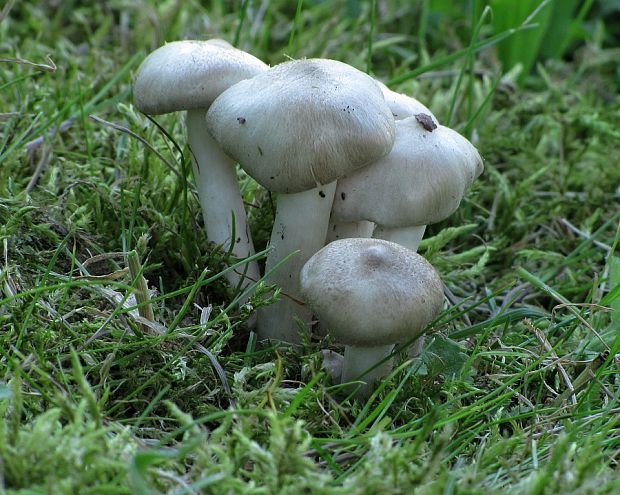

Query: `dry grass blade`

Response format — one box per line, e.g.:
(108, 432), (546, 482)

(560, 218), (613, 253)
(72, 269), (130, 281)
(24, 144), (52, 193)
(0, 55), (57, 72)
(1, 239), (18, 302)
(552, 352), (609, 407)
(192, 341), (233, 399)
(551, 303), (611, 352)
(24, 118), (75, 152)
(127, 250), (155, 331)
(526, 318), (576, 405)
(0, 112), (20, 121)
(81, 252), (127, 270)
(0, 0), (15, 24)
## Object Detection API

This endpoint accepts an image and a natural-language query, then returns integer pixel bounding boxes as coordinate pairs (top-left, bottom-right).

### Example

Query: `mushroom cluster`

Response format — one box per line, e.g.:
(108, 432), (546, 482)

(133, 40), (483, 397)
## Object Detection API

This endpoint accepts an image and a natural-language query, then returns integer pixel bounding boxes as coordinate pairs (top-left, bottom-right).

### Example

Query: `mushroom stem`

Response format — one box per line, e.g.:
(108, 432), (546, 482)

(373, 225), (427, 252)
(341, 344), (394, 398)
(408, 336), (425, 358)
(186, 109), (260, 290)
(326, 220), (375, 243)
(257, 181), (337, 343)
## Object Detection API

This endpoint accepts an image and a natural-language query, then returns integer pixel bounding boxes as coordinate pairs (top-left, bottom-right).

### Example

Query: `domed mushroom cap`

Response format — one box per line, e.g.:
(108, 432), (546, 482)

(377, 81), (438, 124)
(332, 117), (483, 228)
(205, 58), (396, 193)
(133, 39), (268, 115)
(300, 238), (443, 346)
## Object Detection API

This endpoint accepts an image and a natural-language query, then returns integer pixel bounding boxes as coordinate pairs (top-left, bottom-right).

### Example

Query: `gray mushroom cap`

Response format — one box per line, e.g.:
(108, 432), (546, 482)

(205, 58), (396, 193)
(332, 116), (483, 228)
(133, 39), (268, 115)
(300, 238), (443, 346)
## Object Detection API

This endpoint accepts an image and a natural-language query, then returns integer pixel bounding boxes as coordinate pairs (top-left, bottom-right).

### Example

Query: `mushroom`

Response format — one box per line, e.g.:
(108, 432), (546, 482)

(206, 58), (395, 343)
(378, 81), (439, 124)
(300, 238), (444, 398)
(326, 83), (439, 243)
(331, 116), (483, 253)
(133, 39), (267, 291)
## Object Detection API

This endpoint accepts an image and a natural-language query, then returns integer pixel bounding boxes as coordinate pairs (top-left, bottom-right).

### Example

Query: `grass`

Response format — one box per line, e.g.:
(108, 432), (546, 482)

(1, 0), (620, 493)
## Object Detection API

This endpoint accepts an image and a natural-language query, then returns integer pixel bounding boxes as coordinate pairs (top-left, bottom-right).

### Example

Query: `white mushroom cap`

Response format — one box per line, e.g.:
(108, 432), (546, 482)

(332, 116), (483, 228)
(377, 81), (439, 124)
(133, 39), (268, 115)
(205, 58), (396, 193)
(300, 238), (443, 346)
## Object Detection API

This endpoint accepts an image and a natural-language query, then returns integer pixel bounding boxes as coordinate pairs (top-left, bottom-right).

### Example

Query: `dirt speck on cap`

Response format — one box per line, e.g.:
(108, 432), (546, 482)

(415, 113), (437, 132)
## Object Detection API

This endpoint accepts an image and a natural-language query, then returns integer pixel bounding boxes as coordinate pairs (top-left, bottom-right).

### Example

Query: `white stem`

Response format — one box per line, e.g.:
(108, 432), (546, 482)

(257, 182), (337, 343)
(341, 344), (394, 398)
(373, 225), (427, 252)
(407, 336), (425, 358)
(325, 220), (375, 243)
(186, 109), (260, 291)
(321, 349), (344, 382)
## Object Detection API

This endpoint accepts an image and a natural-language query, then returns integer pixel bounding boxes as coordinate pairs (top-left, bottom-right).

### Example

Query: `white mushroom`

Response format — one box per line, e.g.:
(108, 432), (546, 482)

(133, 39), (267, 291)
(300, 238), (444, 398)
(326, 82), (439, 243)
(206, 58), (395, 343)
(332, 116), (483, 252)
(378, 81), (439, 124)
